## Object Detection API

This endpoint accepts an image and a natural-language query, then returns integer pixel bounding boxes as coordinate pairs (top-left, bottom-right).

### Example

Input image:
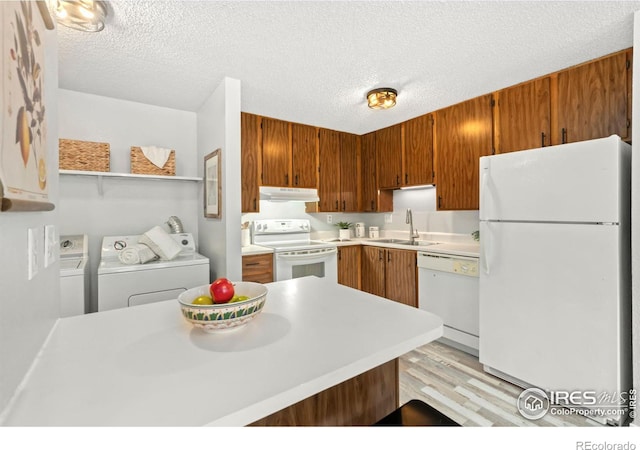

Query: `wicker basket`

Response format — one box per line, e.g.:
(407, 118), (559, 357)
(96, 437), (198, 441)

(130, 147), (176, 176)
(59, 139), (110, 172)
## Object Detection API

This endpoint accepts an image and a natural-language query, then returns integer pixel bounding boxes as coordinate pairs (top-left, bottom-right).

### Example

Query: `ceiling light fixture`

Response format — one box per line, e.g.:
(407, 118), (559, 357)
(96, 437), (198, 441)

(53, 0), (108, 32)
(367, 88), (398, 110)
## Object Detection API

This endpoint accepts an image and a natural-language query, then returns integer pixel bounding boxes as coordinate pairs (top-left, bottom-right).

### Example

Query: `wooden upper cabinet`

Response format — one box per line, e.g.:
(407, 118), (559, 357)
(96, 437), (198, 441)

(385, 248), (417, 308)
(495, 77), (551, 153)
(241, 112), (261, 213)
(557, 50), (630, 143)
(318, 128), (341, 212)
(291, 123), (317, 188)
(375, 124), (403, 189)
(339, 132), (359, 212)
(435, 94), (493, 211)
(361, 132), (377, 212)
(403, 114), (434, 186)
(261, 117), (291, 187)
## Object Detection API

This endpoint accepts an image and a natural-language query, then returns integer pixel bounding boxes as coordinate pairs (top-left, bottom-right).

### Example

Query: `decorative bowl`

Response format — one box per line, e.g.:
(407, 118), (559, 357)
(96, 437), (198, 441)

(177, 282), (267, 333)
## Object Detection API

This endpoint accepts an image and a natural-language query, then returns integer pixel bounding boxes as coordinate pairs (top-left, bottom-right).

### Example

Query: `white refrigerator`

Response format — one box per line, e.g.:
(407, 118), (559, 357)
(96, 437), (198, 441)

(478, 135), (632, 426)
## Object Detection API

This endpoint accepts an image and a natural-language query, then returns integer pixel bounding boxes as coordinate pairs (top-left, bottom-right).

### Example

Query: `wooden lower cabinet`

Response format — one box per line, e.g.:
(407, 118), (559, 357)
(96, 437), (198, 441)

(385, 248), (417, 307)
(337, 245), (361, 290)
(361, 246), (417, 308)
(361, 246), (386, 298)
(241, 254), (273, 284)
(249, 359), (398, 426)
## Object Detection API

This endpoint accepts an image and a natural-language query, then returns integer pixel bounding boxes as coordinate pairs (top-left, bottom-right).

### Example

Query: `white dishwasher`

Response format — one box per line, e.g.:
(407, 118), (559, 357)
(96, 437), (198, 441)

(418, 251), (479, 356)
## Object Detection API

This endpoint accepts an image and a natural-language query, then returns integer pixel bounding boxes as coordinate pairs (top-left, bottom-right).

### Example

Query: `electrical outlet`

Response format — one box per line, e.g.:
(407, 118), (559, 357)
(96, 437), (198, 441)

(326, 215), (333, 224)
(44, 224), (57, 268)
(385, 214), (393, 224)
(28, 228), (39, 280)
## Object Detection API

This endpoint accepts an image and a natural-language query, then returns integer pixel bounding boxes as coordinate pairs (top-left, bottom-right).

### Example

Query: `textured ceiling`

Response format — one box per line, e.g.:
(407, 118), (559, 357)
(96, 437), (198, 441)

(57, 1), (640, 135)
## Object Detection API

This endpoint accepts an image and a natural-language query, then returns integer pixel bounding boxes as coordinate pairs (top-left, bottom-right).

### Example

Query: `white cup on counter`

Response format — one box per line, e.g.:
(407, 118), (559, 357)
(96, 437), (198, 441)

(369, 226), (379, 239)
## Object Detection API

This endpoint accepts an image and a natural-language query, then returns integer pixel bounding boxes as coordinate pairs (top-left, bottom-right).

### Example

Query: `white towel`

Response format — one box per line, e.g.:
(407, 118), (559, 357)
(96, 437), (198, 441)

(140, 146), (172, 169)
(118, 243), (158, 265)
(139, 226), (182, 260)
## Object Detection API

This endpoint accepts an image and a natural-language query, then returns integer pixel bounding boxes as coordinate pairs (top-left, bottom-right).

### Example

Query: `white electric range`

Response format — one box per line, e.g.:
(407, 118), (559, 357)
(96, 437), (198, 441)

(252, 219), (337, 283)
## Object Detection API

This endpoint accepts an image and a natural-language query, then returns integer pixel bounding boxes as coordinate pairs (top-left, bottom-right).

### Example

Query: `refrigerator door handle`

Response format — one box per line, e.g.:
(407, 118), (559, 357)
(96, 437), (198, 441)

(480, 161), (492, 220)
(481, 223), (490, 275)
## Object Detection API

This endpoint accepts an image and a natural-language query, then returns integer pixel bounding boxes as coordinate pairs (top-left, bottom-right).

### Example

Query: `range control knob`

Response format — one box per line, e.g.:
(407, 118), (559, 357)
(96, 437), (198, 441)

(182, 239), (188, 246)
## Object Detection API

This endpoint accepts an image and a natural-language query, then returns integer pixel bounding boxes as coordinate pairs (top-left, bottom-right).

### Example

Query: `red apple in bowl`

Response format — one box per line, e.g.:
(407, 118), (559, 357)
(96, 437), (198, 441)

(210, 278), (235, 304)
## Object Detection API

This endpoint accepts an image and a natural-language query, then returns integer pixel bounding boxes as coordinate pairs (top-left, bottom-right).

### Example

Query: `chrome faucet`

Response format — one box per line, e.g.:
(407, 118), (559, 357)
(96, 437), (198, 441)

(406, 208), (420, 244)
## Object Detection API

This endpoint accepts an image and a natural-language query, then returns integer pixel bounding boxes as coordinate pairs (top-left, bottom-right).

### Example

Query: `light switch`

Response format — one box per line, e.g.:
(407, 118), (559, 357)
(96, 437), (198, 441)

(385, 214), (393, 224)
(44, 224), (57, 268)
(326, 215), (333, 224)
(27, 228), (38, 280)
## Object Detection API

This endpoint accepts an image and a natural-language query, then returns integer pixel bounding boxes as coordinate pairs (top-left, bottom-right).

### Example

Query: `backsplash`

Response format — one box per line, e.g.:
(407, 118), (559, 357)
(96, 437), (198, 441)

(240, 187), (479, 241)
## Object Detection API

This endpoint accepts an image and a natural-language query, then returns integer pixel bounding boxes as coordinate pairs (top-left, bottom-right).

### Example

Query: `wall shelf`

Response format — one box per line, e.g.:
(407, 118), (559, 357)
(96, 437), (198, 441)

(60, 170), (202, 195)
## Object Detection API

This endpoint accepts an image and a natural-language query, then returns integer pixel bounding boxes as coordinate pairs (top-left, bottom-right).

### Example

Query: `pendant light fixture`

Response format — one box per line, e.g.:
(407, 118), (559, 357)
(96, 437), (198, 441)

(367, 88), (398, 110)
(53, 0), (108, 32)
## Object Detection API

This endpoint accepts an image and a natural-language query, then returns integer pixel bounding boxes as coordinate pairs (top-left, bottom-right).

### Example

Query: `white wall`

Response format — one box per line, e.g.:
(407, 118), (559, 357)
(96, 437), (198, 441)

(241, 202), (386, 238)
(0, 11), (58, 416)
(242, 188), (479, 241)
(383, 188), (479, 238)
(197, 77), (242, 281)
(58, 89), (198, 175)
(57, 90), (199, 312)
(631, 10), (640, 427)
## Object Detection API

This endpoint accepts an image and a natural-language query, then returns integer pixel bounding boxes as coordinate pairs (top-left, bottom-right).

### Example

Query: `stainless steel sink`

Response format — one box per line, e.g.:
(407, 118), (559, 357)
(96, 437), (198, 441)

(370, 238), (435, 246)
(370, 238), (411, 244)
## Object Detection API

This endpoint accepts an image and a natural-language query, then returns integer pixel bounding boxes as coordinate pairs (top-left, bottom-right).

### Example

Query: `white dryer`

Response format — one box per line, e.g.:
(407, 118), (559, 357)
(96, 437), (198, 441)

(59, 235), (90, 317)
(98, 233), (210, 312)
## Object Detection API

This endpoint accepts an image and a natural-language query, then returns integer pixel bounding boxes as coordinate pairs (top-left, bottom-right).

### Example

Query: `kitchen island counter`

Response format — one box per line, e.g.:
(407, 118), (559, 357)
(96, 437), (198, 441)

(1, 276), (442, 426)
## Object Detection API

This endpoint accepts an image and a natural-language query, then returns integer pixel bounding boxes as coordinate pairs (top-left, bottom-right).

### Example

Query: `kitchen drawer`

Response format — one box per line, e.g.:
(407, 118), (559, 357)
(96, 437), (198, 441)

(242, 254), (274, 283)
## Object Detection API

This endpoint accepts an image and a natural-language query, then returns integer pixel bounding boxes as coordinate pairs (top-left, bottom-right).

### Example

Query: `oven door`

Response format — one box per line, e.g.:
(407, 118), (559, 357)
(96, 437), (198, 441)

(275, 247), (338, 283)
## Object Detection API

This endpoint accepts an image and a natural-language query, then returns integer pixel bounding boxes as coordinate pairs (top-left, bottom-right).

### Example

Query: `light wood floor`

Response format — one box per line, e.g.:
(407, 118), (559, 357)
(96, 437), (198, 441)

(399, 341), (602, 427)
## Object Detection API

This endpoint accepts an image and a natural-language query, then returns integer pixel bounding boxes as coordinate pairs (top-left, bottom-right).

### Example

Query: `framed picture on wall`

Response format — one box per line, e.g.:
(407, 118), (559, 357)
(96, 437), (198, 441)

(0, 1), (55, 212)
(204, 149), (221, 219)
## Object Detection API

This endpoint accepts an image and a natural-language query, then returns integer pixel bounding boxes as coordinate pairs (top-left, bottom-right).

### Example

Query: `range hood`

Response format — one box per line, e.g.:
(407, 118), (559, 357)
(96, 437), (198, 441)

(259, 186), (319, 202)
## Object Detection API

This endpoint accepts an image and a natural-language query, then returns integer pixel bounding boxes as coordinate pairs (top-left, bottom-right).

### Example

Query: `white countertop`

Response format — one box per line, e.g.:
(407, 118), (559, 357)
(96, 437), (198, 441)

(241, 244), (274, 256)
(317, 237), (480, 257)
(1, 277), (442, 426)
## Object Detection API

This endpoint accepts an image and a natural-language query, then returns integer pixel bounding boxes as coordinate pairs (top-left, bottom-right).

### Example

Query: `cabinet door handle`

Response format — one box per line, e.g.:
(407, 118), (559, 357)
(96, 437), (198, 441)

(285, 173), (289, 185)
(244, 262), (260, 266)
(396, 174), (400, 186)
(405, 173), (408, 184)
(541, 132), (546, 147)
(561, 128), (567, 144)
(378, 250), (383, 261)
(387, 251), (391, 262)
(371, 200), (375, 211)
(438, 196), (442, 209)
(253, 198), (257, 210)
(338, 248), (341, 260)
(342, 200), (346, 211)
(294, 174), (299, 186)
(335, 200), (339, 210)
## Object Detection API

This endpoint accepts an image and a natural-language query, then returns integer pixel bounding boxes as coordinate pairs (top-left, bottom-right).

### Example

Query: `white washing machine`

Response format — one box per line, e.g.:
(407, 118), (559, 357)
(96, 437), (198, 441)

(59, 234), (90, 317)
(97, 233), (210, 312)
